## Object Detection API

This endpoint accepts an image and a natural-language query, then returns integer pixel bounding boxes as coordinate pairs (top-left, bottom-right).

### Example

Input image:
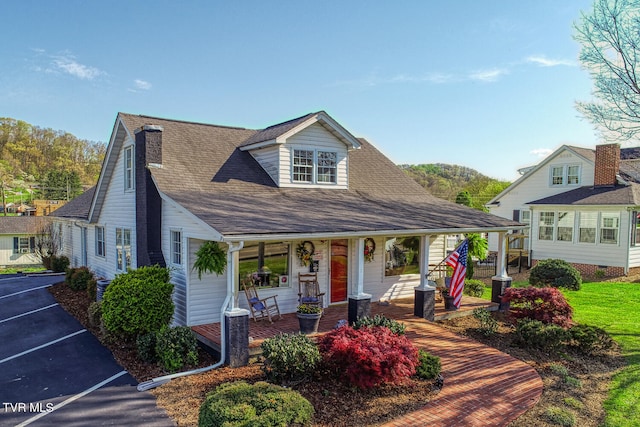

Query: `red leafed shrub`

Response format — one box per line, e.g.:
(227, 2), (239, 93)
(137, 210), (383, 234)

(317, 326), (418, 389)
(502, 286), (573, 328)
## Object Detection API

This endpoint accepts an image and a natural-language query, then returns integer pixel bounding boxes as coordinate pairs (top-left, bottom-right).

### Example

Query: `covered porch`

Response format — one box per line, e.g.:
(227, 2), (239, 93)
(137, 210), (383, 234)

(192, 295), (498, 356)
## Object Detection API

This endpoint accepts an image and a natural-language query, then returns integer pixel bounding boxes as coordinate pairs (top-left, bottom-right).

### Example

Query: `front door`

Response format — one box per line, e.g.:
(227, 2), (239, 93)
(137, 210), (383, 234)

(330, 239), (348, 303)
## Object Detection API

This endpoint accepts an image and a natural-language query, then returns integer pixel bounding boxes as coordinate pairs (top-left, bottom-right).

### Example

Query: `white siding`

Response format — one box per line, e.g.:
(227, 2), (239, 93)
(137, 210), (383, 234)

(249, 146), (279, 184)
(0, 235), (40, 266)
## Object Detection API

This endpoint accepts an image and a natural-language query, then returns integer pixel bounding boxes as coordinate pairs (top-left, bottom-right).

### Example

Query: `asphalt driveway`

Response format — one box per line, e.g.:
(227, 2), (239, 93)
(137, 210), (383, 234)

(0, 274), (174, 426)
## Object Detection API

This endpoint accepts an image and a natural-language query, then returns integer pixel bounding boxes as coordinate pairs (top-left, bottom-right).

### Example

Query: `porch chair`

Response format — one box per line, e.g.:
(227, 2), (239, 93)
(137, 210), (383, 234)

(298, 272), (325, 308)
(242, 283), (282, 323)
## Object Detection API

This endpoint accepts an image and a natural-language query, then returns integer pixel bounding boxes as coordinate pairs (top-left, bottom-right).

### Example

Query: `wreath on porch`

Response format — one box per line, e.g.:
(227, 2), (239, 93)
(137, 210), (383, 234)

(364, 238), (376, 262)
(296, 241), (315, 267)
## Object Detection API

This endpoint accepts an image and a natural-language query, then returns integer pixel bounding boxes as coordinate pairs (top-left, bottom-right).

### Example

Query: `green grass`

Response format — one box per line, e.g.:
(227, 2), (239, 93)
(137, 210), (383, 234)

(0, 266), (45, 275)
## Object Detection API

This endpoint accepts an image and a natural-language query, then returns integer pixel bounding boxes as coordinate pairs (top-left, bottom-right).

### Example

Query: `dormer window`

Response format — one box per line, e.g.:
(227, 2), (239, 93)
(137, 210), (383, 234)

(550, 164), (580, 186)
(292, 149), (337, 184)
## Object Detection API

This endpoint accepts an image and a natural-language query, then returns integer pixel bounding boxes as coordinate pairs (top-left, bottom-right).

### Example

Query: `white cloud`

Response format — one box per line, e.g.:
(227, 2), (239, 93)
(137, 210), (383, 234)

(134, 79), (152, 90)
(530, 148), (553, 157)
(51, 55), (104, 80)
(525, 55), (575, 67)
(469, 68), (509, 82)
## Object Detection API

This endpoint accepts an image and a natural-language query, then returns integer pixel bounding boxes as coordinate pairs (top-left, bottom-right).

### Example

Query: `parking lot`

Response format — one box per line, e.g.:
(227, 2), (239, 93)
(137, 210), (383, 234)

(0, 274), (174, 426)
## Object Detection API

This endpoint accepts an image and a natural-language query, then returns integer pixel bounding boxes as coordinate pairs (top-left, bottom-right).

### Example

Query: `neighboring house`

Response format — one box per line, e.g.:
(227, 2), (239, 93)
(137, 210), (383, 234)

(488, 143), (640, 277)
(33, 199), (67, 216)
(51, 111), (521, 327)
(0, 216), (49, 267)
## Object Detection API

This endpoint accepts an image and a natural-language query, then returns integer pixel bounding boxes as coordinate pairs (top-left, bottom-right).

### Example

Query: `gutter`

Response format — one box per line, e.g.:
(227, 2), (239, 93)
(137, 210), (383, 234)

(137, 241), (244, 391)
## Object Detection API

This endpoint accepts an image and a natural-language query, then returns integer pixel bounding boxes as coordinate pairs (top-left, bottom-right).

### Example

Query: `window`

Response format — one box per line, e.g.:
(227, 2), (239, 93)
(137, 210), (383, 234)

(538, 212), (555, 240)
(632, 211), (640, 247)
(13, 237), (35, 254)
(95, 226), (106, 257)
(579, 212), (597, 243)
(567, 166), (580, 184)
(239, 242), (290, 288)
(557, 212), (574, 242)
(292, 149), (338, 184)
(124, 146), (134, 190)
(116, 228), (132, 271)
(600, 213), (619, 244)
(551, 166), (564, 185)
(550, 164), (581, 186)
(171, 230), (182, 265)
(385, 236), (420, 277)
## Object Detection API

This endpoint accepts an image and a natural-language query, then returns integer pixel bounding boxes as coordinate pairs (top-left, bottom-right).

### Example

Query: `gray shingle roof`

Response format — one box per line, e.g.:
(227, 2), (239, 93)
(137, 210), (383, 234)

(0, 216), (51, 234)
(527, 184), (640, 206)
(49, 187), (96, 219)
(239, 112), (315, 147)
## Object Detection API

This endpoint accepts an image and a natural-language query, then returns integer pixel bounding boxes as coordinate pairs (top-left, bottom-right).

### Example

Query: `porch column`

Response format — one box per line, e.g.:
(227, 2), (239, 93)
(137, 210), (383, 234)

(491, 232), (512, 312)
(225, 242), (249, 367)
(348, 237), (371, 324)
(415, 234), (436, 321)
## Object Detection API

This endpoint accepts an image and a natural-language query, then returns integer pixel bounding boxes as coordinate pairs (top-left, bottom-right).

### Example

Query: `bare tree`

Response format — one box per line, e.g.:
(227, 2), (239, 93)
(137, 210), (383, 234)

(575, 0), (640, 141)
(33, 220), (60, 270)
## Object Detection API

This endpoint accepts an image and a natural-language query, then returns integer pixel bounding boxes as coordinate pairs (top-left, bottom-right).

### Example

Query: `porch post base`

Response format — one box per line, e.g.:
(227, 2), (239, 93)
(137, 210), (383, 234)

(414, 287), (435, 321)
(348, 294), (372, 325)
(491, 276), (512, 312)
(224, 309), (250, 368)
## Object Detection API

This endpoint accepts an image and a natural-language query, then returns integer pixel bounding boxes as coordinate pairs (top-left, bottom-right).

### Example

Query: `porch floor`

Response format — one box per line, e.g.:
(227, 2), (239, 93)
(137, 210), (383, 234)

(192, 296), (498, 355)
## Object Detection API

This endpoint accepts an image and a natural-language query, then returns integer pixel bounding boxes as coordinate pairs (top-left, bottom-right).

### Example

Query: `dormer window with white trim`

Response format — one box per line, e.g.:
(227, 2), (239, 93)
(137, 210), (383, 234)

(550, 164), (581, 187)
(292, 149), (337, 184)
(293, 149), (314, 182)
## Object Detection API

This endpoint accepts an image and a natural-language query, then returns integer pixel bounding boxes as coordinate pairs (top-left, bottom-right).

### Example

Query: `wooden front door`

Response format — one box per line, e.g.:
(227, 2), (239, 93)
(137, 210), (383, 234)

(330, 239), (348, 303)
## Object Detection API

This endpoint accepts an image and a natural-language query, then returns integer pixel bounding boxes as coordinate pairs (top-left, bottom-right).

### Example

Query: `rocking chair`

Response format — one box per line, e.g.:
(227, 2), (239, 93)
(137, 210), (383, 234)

(243, 283), (282, 323)
(298, 272), (325, 308)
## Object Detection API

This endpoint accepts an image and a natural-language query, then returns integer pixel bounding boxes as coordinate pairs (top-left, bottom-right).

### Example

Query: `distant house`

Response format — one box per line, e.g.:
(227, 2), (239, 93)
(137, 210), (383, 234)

(33, 199), (67, 216)
(488, 143), (640, 277)
(0, 216), (49, 268)
(52, 111), (520, 327)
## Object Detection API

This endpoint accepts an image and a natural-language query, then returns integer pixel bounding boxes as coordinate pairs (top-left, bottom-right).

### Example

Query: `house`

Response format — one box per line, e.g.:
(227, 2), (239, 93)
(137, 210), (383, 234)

(0, 216), (50, 268)
(51, 111), (521, 363)
(487, 142), (640, 277)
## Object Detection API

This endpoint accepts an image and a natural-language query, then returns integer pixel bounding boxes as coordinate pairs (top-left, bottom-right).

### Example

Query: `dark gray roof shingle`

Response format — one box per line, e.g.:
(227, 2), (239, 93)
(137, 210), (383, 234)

(0, 216), (51, 234)
(527, 184), (640, 206)
(50, 187), (96, 219)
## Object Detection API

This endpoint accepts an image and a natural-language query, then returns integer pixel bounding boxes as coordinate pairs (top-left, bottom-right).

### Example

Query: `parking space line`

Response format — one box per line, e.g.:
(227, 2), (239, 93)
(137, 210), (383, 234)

(0, 330), (87, 364)
(0, 303), (59, 324)
(15, 370), (128, 427)
(0, 284), (52, 300)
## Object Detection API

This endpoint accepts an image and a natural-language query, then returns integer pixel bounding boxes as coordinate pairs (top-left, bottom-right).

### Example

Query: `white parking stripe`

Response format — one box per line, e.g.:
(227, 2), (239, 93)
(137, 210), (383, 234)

(15, 370), (129, 427)
(0, 303), (59, 324)
(0, 330), (87, 364)
(0, 284), (52, 300)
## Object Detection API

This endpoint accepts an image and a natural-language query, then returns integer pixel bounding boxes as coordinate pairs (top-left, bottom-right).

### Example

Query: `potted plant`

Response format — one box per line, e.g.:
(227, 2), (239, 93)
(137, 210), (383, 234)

(296, 304), (322, 334)
(442, 287), (457, 311)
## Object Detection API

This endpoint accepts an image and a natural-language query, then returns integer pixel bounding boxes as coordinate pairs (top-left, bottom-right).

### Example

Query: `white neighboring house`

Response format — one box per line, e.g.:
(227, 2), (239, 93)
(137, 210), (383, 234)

(51, 111), (521, 327)
(488, 143), (640, 277)
(0, 216), (49, 268)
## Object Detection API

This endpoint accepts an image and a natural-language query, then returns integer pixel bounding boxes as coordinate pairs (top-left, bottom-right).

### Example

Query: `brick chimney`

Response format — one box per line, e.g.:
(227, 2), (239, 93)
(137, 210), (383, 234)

(594, 143), (620, 187)
(134, 125), (166, 267)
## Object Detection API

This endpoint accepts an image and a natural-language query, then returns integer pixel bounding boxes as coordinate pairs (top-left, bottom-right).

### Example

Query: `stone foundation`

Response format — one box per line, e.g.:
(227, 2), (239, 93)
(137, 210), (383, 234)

(531, 259), (624, 278)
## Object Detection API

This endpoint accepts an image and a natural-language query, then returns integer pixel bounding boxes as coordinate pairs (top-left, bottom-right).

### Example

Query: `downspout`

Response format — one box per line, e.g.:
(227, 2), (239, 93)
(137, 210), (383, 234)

(137, 241), (244, 391)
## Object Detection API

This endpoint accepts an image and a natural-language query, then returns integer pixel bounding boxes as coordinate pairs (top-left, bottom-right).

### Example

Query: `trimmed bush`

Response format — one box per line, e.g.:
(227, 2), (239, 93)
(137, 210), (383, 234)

(51, 255), (70, 273)
(568, 324), (614, 354)
(261, 333), (321, 384)
(415, 349), (441, 380)
(198, 381), (314, 427)
(529, 259), (582, 291)
(472, 308), (498, 336)
(87, 301), (102, 328)
(514, 319), (570, 351)
(101, 266), (174, 338)
(463, 279), (485, 297)
(136, 332), (158, 363)
(352, 314), (406, 335)
(155, 326), (198, 372)
(502, 286), (573, 328)
(318, 325), (418, 389)
(65, 266), (96, 292)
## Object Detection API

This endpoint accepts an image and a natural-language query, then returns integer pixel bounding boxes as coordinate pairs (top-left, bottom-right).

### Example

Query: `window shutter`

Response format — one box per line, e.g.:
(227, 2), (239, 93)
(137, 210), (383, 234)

(13, 237), (18, 254)
(512, 210), (520, 221)
(30, 237), (36, 252)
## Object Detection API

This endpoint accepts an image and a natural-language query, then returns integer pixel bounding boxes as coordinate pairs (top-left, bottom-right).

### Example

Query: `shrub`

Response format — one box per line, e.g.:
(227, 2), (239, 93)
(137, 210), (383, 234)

(50, 255), (70, 273)
(472, 308), (498, 336)
(568, 324), (614, 354)
(564, 376), (582, 389)
(155, 326), (198, 372)
(529, 259), (582, 291)
(65, 266), (96, 292)
(198, 381), (314, 427)
(415, 349), (441, 380)
(318, 325), (418, 389)
(514, 319), (570, 351)
(563, 397), (583, 409)
(352, 314), (406, 335)
(502, 286), (573, 328)
(136, 332), (158, 363)
(87, 301), (102, 328)
(544, 406), (576, 427)
(261, 333), (321, 384)
(549, 363), (569, 377)
(463, 279), (486, 298)
(101, 266), (174, 338)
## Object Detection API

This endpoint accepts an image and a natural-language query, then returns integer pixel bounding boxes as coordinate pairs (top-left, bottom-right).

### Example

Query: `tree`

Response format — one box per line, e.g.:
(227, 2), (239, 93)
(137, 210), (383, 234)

(455, 190), (472, 207)
(465, 233), (488, 279)
(41, 170), (82, 200)
(33, 221), (60, 269)
(0, 163), (13, 217)
(575, 0), (640, 140)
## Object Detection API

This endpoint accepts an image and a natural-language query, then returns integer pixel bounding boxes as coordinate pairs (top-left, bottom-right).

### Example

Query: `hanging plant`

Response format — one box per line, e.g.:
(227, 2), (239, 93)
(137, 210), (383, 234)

(193, 241), (226, 279)
(364, 238), (376, 262)
(296, 241), (315, 267)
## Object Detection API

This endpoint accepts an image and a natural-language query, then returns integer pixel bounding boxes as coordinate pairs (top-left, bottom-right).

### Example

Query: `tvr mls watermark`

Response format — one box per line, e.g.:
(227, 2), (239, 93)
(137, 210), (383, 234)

(2, 402), (54, 413)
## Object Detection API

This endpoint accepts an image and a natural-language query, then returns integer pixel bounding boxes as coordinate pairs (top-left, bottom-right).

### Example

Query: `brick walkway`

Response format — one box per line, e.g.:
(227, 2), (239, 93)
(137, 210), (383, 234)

(192, 297), (543, 426)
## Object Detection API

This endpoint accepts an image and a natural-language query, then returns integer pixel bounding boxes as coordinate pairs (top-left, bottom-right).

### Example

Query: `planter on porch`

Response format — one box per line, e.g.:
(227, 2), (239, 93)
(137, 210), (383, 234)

(297, 312), (322, 334)
(443, 294), (457, 311)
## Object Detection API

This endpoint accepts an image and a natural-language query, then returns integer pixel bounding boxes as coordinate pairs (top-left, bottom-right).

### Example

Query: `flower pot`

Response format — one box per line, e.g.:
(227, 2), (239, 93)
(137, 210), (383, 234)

(444, 295), (457, 311)
(297, 312), (322, 334)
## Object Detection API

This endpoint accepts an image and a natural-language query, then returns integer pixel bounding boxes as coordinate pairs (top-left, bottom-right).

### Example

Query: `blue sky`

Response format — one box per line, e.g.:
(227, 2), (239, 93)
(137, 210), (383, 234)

(1, 0), (601, 181)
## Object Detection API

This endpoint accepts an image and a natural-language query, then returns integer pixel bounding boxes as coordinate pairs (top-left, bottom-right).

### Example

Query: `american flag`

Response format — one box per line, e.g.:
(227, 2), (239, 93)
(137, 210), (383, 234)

(444, 239), (468, 309)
